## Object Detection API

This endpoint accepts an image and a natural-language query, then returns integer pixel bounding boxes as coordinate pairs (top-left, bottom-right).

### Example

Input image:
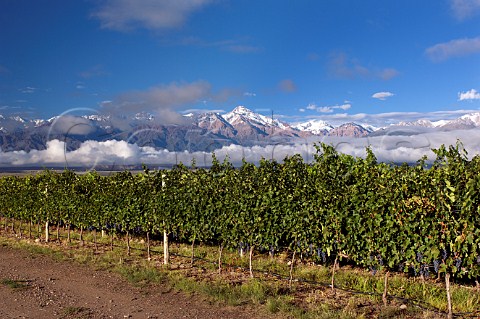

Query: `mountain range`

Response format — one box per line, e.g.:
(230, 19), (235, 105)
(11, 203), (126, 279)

(1, 106), (480, 153)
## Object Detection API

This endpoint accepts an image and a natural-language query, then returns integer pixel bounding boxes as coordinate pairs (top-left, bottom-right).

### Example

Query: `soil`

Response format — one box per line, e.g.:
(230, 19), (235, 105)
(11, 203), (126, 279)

(0, 244), (269, 319)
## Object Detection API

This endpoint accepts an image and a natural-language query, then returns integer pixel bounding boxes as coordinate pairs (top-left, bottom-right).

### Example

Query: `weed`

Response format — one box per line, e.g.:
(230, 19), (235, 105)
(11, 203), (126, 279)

(1, 278), (30, 289)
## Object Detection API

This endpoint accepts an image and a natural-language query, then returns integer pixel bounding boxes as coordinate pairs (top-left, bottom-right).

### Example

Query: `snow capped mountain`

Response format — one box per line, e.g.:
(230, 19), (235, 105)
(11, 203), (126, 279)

(460, 112), (480, 125)
(11, 116), (26, 123)
(2, 107), (480, 154)
(293, 119), (333, 135)
(397, 119), (435, 127)
(395, 113), (480, 130)
(32, 119), (47, 127)
(223, 106), (288, 130)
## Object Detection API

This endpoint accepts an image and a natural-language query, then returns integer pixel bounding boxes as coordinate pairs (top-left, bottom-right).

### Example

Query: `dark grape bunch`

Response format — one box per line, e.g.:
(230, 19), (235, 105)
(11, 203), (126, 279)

(419, 264), (429, 278)
(416, 251), (423, 263)
(441, 249), (448, 260)
(455, 258), (462, 269)
(317, 248), (326, 263)
(433, 259), (440, 273)
(377, 254), (383, 266)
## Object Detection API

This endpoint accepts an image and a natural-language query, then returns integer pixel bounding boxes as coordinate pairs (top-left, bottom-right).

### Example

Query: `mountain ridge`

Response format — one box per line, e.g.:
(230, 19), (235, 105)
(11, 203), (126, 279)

(1, 107), (480, 152)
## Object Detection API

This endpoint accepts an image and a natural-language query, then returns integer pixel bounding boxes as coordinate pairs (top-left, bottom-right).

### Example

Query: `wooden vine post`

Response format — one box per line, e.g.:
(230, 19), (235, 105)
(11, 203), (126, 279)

(218, 245), (224, 273)
(163, 230), (169, 265)
(382, 271), (389, 306)
(289, 251), (296, 288)
(331, 255), (338, 293)
(249, 245), (255, 278)
(146, 231), (151, 261)
(45, 220), (49, 243)
(445, 273), (453, 319)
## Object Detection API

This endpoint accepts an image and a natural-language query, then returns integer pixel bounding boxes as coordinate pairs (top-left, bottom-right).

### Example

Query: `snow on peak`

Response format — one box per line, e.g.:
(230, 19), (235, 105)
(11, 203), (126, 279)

(83, 114), (111, 122)
(293, 119), (333, 134)
(224, 106), (287, 129)
(134, 112), (155, 121)
(11, 116), (26, 123)
(460, 112), (480, 126)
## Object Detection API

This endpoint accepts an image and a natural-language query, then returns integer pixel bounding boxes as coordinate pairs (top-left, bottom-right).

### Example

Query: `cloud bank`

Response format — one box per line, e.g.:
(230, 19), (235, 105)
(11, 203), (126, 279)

(3, 129), (480, 168)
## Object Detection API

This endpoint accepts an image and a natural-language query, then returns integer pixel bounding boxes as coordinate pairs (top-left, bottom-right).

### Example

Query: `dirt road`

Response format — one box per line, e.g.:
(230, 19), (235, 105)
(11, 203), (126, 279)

(0, 244), (266, 319)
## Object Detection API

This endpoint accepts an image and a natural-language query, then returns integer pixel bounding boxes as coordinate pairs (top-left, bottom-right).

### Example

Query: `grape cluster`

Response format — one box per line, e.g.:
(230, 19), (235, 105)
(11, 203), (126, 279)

(412, 266), (418, 277)
(419, 264), (429, 278)
(377, 254), (384, 266)
(317, 248), (326, 263)
(416, 251), (423, 263)
(433, 259), (440, 273)
(441, 249), (448, 260)
(455, 258), (462, 269)
(269, 245), (275, 256)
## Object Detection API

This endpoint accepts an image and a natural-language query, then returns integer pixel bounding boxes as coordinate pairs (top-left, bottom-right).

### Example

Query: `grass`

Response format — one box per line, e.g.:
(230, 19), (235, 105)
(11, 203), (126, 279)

(0, 221), (479, 319)
(1, 278), (30, 290)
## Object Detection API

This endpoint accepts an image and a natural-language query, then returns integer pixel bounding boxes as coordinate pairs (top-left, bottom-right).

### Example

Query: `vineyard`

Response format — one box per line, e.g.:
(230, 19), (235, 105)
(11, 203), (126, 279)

(1, 142), (480, 309)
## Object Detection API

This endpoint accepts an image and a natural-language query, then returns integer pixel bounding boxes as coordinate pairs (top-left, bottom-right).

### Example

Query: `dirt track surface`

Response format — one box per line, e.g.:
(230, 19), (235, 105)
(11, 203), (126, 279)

(0, 245), (266, 319)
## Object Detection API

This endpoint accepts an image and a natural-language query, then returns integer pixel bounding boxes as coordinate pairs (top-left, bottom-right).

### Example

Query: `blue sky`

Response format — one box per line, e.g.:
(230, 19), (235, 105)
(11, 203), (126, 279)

(1, 0), (480, 126)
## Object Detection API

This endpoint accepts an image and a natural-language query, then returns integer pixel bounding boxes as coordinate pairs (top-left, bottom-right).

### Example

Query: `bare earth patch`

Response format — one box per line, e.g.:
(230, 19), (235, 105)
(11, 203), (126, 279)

(0, 244), (268, 319)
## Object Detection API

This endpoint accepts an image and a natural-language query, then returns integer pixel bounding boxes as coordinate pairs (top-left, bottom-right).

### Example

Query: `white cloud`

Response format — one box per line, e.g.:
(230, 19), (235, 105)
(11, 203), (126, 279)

(338, 103), (352, 110)
(458, 89), (480, 100)
(425, 36), (480, 62)
(243, 92), (256, 97)
(91, 0), (214, 32)
(299, 108), (306, 112)
(450, 0), (480, 20)
(372, 92), (395, 100)
(19, 87), (37, 94)
(317, 107), (334, 113)
(303, 102), (351, 113)
(313, 103), (352, 113)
